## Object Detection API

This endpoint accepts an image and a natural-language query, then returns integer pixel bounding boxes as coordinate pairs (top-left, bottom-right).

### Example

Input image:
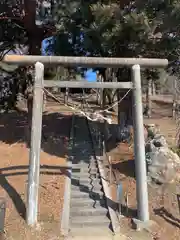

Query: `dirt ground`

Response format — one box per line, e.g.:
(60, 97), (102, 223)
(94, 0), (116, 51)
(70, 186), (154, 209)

(107, 99), (180, 240)
(0, 95), (180, 239)
(0, 105), (72, 239)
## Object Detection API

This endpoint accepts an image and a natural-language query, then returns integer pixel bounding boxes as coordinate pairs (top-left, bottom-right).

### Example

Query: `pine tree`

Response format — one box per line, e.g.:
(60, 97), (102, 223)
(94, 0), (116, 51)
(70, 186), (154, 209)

(54, 0), (180, 123)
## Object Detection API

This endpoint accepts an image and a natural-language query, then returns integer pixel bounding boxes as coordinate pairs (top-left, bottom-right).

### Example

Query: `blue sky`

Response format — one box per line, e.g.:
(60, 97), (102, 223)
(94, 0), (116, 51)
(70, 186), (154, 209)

(41, 37), (97, 82)
(84, 69), (97, 82)
(41, 37), (54, 56)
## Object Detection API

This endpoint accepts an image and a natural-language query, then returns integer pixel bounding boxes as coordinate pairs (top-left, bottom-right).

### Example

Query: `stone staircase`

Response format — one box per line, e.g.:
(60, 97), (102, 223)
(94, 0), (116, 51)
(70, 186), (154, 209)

(68, 117), (112, 238)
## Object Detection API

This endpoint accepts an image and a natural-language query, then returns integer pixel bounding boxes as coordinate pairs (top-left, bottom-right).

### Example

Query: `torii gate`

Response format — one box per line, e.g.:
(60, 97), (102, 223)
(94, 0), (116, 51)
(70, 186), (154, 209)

(2, 55), (168, 228)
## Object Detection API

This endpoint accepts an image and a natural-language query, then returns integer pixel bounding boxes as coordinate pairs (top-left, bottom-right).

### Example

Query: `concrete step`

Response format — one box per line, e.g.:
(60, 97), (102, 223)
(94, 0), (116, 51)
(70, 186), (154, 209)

(72, 151), (94, 156)
(72, 160), (97, 166)
(72, 172), (100, 178)
(70, 198), (106, 208)
(80, 178), (101, 186)
(69, 227), (112, 238)
(68, 234), (113, 240)
(71, 190), (104, 200)
(71, 184), (102, 192)
(71, 174), (100, 180)
(71, 156), (95, 164)
(71, 163), (88, 168)
(71, 186), (103, 194)
(72, 166), (98, 173)
(72, 164), (98, 170)
(71, 178), (90, 186)
(70, 215), (110, 228)
(71, 177), (101, 186)
(73, 140), (93, 145)
(70, 207), (108, 217)
(71, 184), (103, 194)
(74, 140), (95, 145)
(71, 191), (89, 199)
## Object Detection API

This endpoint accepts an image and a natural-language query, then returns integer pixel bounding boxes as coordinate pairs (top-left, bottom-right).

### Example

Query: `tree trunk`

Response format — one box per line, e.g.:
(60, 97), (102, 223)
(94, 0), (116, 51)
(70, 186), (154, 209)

(146, 78), (152, 118)
(96, 73), (102, 106)
(116, 68), (133, 142)
(99, 75), (104, 108)
(152, 81), (156, 95)
(172, 79), (177, 119)
(64, 87), (69, 104)
(20, 0), (55, 144)
(98, 69), (106, 108)
(117, 68), (132, 122)
(116, 89), (132, 142)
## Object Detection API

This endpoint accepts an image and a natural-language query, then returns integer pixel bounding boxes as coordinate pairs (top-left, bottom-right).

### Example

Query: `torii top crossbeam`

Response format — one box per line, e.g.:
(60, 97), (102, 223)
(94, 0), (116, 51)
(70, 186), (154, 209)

(2, 55), (168, 68)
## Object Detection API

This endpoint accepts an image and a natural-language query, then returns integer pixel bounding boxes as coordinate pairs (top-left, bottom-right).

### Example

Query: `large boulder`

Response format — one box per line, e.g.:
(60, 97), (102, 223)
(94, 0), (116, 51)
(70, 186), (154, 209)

(145, 123), (168, 166)
(145, 134), (168, 153)
(147, 146), (180, 184)
(152, 134), (168, 148)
